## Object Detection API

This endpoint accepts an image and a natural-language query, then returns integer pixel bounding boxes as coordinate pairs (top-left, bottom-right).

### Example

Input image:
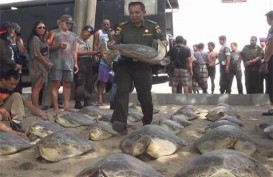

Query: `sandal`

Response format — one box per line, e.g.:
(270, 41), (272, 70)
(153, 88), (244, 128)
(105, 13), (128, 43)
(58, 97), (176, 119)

(262, 109), (273, 116)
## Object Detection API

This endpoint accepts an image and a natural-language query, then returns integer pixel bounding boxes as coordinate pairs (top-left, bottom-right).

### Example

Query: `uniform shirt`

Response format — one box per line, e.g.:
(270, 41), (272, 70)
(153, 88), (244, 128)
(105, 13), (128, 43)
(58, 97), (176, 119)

(218, 45), (231, 65)
(240, 44), (264, 62)
(49, 28), (76, 71)
(113, 20), (164, 48)
(76, 36), (91, 58)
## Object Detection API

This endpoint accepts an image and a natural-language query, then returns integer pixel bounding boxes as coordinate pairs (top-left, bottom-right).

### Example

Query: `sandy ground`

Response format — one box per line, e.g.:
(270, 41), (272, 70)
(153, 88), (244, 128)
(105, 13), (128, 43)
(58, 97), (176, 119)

(0, 103), (273, 177)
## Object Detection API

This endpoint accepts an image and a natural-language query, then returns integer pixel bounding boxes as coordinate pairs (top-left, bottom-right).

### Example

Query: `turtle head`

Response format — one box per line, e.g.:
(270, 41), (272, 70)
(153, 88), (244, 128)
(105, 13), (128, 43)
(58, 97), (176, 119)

(120, 134), (151, 156)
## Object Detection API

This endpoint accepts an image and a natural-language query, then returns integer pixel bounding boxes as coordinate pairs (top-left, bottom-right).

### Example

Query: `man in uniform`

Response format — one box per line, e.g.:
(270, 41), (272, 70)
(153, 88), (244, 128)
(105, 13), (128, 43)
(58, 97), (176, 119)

(262, 10), (273, 116)
(240, 36), (264, 94)
(108, 1), (165, 135)
(218, 35), (231, 94)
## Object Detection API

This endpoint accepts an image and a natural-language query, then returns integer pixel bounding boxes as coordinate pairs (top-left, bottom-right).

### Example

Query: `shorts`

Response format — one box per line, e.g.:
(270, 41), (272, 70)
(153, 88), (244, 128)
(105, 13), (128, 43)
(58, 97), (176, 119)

(49, 70), (74, 82)
(170, 68), (190, 87)
(208, 66), (216, 79)
(98, 64), (112, 82)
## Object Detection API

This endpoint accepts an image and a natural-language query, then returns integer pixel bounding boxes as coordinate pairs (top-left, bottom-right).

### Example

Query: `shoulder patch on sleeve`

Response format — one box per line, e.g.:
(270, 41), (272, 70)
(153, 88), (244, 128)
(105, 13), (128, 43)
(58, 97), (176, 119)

(146, 19), (157, 25)
(118, 21), (129, 26)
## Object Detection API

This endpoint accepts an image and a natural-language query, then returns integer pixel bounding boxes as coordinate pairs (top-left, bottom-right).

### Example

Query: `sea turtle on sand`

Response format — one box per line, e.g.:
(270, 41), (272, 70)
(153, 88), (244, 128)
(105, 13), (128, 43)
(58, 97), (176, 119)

(205, 119), (241, 132)
(76, 153), (164, 177)
(109, 39), (169, 66)
(256, 123), (273, 139)
(217, 103), (236, 110)
(78, 106), (106, 119)
(194, 125), (256, 155)
(27, 121), (65, 142)
(175, 149), (272, 177)
(173, 105), (200, 119)
(168, 114), (192, 127)
(129, 103), (160, 114)
(127, 108), (143, 122)
(176, 105), (200, 113)
(206, 105), (240, 121)
(0, 132), (32, 155)
(35, 130), (95, 162)
(81, 120), (118, 141)
(264, 125), (273, 139)
(120, 124), (187, 160)
(55, 112), (94, 127)
(218, 116), (243, 126)
(152, 118), (184, 134)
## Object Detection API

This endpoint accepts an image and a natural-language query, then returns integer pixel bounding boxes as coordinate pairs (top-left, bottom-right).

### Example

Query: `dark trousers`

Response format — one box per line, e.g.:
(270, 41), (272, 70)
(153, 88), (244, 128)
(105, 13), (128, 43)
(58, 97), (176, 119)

(267, 56), (273, 103)
(74, 57), (93, 103)
(244, 65), (263, 94)
(111, 62), (153, 126)
(229, 69), (243, 94)
(219, 65), (231, 93)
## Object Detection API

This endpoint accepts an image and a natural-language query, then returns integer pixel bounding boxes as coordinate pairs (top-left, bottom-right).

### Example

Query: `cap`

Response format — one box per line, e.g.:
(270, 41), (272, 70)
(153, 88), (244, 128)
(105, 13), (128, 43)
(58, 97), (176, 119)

(82, 25), (94, 34)
(219, 35), (226, 40)
(259, 37), (266, 43)
(265, 10), (273, 19)
(0, 21), (11, 35)
(59, 14), (75, 24)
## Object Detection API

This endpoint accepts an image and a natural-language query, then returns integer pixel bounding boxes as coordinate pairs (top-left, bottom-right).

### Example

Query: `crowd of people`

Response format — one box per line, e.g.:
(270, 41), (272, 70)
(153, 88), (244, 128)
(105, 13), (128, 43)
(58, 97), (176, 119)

(167, 35), (265, 95)
(167, 10), (273, 116)
(0, 1), (272, 138)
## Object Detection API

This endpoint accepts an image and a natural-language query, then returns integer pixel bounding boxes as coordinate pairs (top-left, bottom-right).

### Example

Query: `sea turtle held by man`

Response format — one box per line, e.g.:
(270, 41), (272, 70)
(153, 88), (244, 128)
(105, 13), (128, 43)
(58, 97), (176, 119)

(35, 130), (95, 162)
(175, 149), (272, 177)
(120, 124), (187, 160)
(76, 153), (164, 177)
(109, 39), (169, 66)
(0, 132), (32, 155)
(194, 125), (256, 155)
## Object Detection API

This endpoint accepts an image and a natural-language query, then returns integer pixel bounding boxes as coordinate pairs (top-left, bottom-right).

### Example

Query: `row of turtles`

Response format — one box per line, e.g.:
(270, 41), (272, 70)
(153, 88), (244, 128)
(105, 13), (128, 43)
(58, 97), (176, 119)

(1, 103), (272, 176)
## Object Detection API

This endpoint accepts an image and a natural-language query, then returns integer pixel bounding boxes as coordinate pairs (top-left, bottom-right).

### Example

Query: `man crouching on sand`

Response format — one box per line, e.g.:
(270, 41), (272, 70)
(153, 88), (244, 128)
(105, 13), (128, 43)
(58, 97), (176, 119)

(0, 69), (49, 140)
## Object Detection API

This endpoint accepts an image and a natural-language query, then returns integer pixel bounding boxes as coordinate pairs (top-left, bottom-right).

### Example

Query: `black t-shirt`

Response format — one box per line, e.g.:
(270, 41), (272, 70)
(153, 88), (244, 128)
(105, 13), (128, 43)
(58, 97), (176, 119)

(168, 45), (180, 63)
(174, 45), (191, 69)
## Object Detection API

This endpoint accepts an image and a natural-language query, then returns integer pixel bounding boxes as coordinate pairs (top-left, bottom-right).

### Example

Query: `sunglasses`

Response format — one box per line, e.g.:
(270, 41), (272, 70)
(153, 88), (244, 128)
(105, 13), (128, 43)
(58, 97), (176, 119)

(65, 22), (73, 26)
(37, 26), (46, 29)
